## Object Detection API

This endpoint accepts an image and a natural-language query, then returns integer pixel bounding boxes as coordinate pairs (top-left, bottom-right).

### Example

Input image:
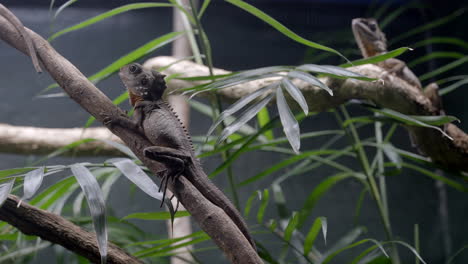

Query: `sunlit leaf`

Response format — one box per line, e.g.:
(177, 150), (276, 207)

(21, 167), (45, 201)
(297, 64), (373, 81)
(70, 164), (107, 264)
(49, 3), (174, 41)
(381, 143), (402, 169)
(288, 70), (333, 95)
(257, 108), (274, 140)
(276, 87), (300, 153)
(225, 0), (349, 62)
(53, 0), (78, 20)
(109, 158), (163, 200)
(207, 84), (276, 138)
(0, 179), (15, 206)
(281, 78), (308, 115)
(217, 93), (274, 144)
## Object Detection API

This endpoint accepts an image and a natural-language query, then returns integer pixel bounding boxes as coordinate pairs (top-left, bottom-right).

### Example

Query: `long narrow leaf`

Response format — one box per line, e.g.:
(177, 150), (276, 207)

(420, 56), (468, 81)
(257, 189), (269, 223)
(70, 164), (107, 264)
(225, 0), (349, 62)
(218, 93), (274, 144)
(390, 8), (466, 44)
(49, 3), (173, 41)
(288, 70), (333, 95)
(281, 78), (308, 115)
(297, 64), (373, 81)
(440, 77), (468, 95)
(109, 158), (163, 200)
(22, 167), (45, 201)
(283, 212), (299, 242)
(207, 84), (275, 137)
(0, 179), (15, 206)
(298, 172), (353, 227)
(276, 87), (300, 153)
(340, 47), (409, 68)
(303, 216), (327, 255)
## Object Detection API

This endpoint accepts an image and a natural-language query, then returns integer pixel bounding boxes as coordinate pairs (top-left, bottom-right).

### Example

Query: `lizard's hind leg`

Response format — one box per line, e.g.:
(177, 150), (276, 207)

(144, 146), (190, 206)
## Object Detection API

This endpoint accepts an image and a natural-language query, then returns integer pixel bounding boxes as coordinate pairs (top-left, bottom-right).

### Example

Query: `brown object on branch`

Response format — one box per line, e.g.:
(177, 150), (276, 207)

(0, 8), (261, 264)
(146, 56), (468, 172)
(0, 123), (124, 156)
(0, 195), (142, 264)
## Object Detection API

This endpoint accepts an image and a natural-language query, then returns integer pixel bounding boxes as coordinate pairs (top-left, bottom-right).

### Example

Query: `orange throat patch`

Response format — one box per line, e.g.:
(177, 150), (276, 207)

(129, 91), (143, 106)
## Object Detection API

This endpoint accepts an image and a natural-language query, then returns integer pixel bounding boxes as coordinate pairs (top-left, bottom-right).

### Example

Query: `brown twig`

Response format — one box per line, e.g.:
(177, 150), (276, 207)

(0, 9), (261, 264)
(0, 195), (142, 264)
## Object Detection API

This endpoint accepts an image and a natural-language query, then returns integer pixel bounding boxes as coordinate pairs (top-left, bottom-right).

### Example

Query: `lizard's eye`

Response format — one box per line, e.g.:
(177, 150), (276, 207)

(141, 78), (149, 86)
(129, 65), (138, 73)
(368, 23), (377, 31)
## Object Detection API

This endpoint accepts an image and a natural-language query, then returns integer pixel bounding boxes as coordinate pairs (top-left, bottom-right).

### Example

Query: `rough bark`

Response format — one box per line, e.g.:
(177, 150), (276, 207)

(145, 56), (468, 172)
(0, 195), (142, 264)
(0, 11), (261, 264)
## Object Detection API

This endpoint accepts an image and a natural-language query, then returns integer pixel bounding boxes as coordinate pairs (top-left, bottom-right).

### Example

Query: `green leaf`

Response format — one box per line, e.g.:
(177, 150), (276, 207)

(341, 48), (409, 68)
(412, 37), (468, 50)
(402, 163), (468, 192)
(123, 211), (190, 220)
(440, 77), (468, 96)
(322, 238), (388, 264)
(303, 216), (327, 255)
(257, 189), (269, 223)
(53, 0), (78, 20)
(283, 212), (299, 242)
(0, 168), (35, 179)
(225, 0), (349, 62)
(257, 108), (274, 140)
(298, 172), (353, 227)
(367, 107), (453, 140)
(420, 56), (468, 81)
(48, 3), (173, 41)
(239, 149), (341, 186)
(276, 87), (300, 153)
(390, 8), (466, 44)
(408, 51), (465, 68)
(446, 244), (468, 264)
(244, 191), (260, 218)
(198, 0), (211, 19)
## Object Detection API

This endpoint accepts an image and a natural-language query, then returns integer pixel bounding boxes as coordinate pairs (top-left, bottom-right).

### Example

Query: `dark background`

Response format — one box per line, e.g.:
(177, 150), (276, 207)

(0, 0), (466, 263)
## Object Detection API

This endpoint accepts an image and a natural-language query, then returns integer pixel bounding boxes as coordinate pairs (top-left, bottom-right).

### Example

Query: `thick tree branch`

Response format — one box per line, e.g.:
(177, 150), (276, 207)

(0, 195), (142, 264)
(146, 56), (468, 172)
(0, 123), (123, 156)
(0, 12), (260, 264)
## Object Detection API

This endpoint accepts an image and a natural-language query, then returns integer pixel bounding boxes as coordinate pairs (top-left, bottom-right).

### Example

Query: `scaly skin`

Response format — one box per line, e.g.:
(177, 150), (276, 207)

(351, 18), (422, 89)
(106, 63), (256, 250)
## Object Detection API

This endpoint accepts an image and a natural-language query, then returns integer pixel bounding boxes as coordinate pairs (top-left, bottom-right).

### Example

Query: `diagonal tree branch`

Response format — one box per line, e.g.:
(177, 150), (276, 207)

(0, 195), (143, 264)
(0, 10), (261, 264)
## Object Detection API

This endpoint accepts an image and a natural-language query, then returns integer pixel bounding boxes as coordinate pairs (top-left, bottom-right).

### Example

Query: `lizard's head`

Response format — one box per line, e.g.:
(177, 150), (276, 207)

(119, 63), (167, 106)
(351, 18), (387, 57)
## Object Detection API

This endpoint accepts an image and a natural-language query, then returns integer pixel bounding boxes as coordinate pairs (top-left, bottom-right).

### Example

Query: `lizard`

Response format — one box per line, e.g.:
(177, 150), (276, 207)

(351, 17), (422, 89)
(0, 4), (42, 73)
(104, 63), (256, 250)
(352, 18), (448, 150)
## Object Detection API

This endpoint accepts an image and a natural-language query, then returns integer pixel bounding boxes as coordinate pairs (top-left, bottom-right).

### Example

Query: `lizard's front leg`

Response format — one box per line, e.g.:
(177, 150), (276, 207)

(102, 111), (141, 133)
